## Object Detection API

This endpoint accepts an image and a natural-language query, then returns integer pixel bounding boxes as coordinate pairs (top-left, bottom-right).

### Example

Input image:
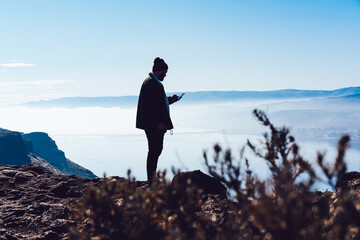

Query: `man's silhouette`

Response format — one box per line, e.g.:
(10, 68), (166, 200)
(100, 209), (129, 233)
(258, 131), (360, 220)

(136, 57), (181, 185)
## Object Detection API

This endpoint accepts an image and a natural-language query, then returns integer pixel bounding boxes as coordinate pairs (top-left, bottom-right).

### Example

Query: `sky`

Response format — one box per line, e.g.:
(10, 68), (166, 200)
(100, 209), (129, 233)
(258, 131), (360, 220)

(0, 0), (360, 104)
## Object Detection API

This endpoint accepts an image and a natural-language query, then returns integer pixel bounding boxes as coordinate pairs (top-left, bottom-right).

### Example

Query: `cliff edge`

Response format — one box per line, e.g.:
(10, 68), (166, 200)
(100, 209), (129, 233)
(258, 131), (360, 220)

(0, 129), (96, 179)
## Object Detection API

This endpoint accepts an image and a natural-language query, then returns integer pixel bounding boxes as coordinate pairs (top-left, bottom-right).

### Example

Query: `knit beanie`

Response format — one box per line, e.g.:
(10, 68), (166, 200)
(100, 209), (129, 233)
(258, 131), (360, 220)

(152, 57), (168, 72)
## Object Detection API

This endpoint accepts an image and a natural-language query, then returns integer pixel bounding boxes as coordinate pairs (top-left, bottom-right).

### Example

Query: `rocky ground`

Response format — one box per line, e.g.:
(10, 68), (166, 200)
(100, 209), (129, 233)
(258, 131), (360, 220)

(0, 165), (230, 240)
(1, 164), (359, 240)
(0, 164), (98, 240)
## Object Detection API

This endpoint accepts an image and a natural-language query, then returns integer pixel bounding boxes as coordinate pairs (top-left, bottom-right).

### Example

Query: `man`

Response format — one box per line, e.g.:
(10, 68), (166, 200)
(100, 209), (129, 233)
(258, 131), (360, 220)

(136, 57), (182, 185)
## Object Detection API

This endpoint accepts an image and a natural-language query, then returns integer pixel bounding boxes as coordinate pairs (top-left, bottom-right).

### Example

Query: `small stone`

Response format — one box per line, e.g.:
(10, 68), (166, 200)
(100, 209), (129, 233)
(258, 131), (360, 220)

(49, 219), (69, 233)
(51, 182), (70, 198)
(12, 209), (25, 217)
(26, 204), (46, 215)
(0, 175), (11, 182)
(5, 233), (18, 240)
(20, 165), (47, 175)
(41, 231), (61, 240)
(14, 172), (33, 183)
(41, 203), (68, 224)
(1, 170), (18, 177)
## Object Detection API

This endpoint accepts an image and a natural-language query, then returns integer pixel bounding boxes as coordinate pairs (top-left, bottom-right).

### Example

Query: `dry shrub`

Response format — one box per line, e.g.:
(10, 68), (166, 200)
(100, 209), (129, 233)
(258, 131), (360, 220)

(71, 109), (360, 240)
(204, 109), (360, 240)
(70, 170), (216, 240)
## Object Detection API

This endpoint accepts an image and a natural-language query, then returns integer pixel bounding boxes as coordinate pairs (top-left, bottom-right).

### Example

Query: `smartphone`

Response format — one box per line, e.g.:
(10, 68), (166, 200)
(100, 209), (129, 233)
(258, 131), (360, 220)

(178, 93), (185, 100)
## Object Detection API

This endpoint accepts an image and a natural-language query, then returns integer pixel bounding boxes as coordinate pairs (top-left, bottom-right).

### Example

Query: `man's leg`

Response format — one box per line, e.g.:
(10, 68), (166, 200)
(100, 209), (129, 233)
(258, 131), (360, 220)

(145, 129), (165, 184)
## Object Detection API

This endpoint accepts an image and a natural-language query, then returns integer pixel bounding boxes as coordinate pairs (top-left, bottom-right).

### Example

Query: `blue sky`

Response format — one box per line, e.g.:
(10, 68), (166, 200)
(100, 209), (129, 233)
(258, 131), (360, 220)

(0, 0), (359, 104)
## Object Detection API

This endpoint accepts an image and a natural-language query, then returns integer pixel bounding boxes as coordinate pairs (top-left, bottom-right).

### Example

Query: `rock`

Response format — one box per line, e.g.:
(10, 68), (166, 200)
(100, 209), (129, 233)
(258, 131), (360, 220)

(14, 172), (34, 184)
(0, 164), (96, 239)
(4, 234), (18, 240)
(20, 165), (48, 175)
(1, 170), (18, 177)
(40, 203), (68, 224)
(0, 163), (359, 240)
(0, 175), (11, 182)
(49, 219), (71, 233)
(6, 190), (22, 201)
(171, 170), (227, 198)
(51, 182), (71, 198)
(39, 231), (61, 240)
(26, 203), (47, 215)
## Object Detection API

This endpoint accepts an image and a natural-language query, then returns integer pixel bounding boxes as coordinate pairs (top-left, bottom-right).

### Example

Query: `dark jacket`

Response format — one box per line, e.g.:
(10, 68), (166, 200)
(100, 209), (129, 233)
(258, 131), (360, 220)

(136, 75), (175, 130)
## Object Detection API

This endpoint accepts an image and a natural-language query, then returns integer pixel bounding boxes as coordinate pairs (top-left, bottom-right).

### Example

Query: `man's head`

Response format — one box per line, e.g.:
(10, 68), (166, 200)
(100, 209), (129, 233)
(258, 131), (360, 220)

(152, 57), (168, 81)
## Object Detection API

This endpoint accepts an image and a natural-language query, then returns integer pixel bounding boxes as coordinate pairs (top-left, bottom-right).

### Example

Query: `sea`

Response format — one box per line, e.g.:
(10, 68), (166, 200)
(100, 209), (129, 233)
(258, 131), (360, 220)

(0, 102), (359, 191)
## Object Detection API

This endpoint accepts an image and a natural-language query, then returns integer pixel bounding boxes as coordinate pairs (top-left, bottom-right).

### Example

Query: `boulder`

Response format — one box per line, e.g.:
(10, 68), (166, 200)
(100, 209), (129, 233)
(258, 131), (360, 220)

(171, 170), (227, 198)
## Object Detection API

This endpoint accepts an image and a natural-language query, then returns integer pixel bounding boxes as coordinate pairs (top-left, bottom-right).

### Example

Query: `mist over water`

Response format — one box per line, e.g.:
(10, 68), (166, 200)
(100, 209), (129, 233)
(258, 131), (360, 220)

(0, 99), (359, 190)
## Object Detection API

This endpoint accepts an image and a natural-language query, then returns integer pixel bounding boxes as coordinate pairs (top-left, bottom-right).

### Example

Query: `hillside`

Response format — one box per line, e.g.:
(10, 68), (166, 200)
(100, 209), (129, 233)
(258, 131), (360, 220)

(0, 129), (96, 179)
(0, 165), (228, 239)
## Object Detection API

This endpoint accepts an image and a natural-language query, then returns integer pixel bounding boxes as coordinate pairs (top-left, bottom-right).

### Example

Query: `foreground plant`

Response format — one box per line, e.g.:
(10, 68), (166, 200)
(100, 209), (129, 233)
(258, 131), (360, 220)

(204, 109), (360, 240)
(72, 109), (360, 240)
(70, 170), (216, 240)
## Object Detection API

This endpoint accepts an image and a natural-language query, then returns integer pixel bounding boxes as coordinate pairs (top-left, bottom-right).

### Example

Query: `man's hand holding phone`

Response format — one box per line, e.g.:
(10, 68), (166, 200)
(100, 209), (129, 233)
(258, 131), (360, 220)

(170, 93), (185, 103)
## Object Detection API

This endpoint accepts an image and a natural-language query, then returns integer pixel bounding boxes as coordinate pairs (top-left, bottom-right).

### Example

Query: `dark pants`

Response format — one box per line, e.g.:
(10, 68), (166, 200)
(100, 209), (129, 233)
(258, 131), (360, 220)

(145, 129), (165, 184)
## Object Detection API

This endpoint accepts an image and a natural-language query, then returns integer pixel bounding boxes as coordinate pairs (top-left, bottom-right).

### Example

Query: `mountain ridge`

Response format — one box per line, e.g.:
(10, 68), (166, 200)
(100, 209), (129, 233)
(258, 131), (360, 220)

(0, 128), (96, 179)
(21, 86), (360, 108)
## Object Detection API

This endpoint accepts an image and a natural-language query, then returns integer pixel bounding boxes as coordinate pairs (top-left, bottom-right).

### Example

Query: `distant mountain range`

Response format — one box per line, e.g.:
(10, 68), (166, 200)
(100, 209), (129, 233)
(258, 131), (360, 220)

(22, 87), (360, 108)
